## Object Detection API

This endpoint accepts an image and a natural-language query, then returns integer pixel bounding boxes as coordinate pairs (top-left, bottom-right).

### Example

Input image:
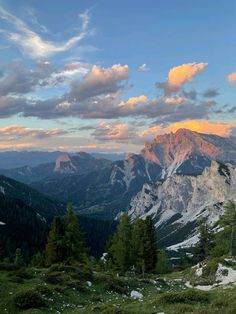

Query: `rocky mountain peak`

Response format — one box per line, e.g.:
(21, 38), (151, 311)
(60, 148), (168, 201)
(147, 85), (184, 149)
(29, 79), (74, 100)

(141, 128), (236, 176)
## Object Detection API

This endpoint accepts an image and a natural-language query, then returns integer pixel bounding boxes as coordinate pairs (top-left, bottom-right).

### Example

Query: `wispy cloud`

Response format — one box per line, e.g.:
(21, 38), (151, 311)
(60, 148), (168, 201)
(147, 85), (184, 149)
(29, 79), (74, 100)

(138, 63), (149, 72)
(0, 6), (91, 58)
(0, 124), (67, 140)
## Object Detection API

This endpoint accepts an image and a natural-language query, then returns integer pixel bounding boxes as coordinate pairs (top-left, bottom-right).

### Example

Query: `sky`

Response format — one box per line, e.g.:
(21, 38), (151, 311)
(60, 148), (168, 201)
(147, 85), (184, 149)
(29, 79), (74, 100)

(0, 0), (235, 153)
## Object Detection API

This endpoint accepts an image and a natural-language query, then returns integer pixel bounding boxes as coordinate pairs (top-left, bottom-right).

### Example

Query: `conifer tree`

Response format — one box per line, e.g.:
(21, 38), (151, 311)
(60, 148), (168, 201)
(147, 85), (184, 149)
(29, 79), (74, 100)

(131, 217), (157, 274)
(107, 213), (132, 272)
(14, 248), (25, 267)
(219, 200), (236, 256)
(143, 216), (157, 272)
(155, 250), (170, 274)
(131, 218), (146, 275)
(194, 222), (214, 261)
(45, 216), (66, 265)
(64, 203), (87, 263)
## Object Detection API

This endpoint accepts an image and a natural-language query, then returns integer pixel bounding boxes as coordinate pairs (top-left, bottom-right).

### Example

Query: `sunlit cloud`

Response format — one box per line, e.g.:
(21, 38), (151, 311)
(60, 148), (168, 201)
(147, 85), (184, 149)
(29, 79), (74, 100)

(228, 72), (236, 85)
(119, 95), (148, 107)
(140, 120), (236, 138)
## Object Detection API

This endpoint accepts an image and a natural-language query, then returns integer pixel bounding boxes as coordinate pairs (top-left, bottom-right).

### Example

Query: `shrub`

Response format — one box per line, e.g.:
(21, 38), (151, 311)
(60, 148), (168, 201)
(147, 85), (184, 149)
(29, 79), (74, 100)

(159, 289), (210, 304)
(103, 277), (128, 294)
(202, 259), (219, 278)
(44, 271), (69, 284)
(35, 285), (53, 296)
(48, 263), (93, 281)
(13, 289), (45, 309)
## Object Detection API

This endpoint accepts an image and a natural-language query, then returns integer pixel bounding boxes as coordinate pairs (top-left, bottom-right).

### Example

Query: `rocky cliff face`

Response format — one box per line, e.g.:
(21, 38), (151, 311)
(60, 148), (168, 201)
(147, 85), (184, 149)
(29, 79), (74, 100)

(141, 129), (236, 176)
(129, 161), (236, 249)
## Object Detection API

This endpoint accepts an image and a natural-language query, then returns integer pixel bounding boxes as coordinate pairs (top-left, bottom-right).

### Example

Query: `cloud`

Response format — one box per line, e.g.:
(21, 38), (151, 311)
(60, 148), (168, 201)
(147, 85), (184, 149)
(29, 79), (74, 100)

(138, 63), (149, 72)
(162, 96), (186, 105)
(228, 72), (236, 85)
(69, 64), (129, 101)
(92, 121), (137, 142)
(203, 88), (219, 98)
(157, 63), (208, 94)
(119, 95), (148, 106)
(0, 60), (54, 96)
(141, 120), (236, 138)
(0, 125), (67, 140)
(0, 6), (90, 58)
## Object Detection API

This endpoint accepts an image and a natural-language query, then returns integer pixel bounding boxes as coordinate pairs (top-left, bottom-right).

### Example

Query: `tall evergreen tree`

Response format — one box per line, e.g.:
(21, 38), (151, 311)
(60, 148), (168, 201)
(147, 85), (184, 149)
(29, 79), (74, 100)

(131, 217), (157, 274)
(143, 216), (157, 272)
(45, 216), (66, 265)
(219, 200), (236, 256)
(107, 213), (132, 272)
(131, 218), (146, 275)
(194, 222), (214, 261)
(14, 248), (25, 267)
(64, 203), (87, 263)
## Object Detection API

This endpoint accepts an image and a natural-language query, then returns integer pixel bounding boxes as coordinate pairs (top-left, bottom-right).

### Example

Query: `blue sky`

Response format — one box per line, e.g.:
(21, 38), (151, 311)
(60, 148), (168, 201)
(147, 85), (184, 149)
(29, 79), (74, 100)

(0, 0), (235, 152)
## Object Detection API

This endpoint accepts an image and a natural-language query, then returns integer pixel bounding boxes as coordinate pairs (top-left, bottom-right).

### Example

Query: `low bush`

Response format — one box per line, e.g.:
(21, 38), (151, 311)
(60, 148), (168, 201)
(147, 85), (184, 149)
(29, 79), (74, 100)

(13, 289), (45, 310)
(48, 263), (93, 281)
(44, 271), (69, 284)
(103, 277), (128, 294)
(158, 289), (210, 305)
(202, 258), (219, 278)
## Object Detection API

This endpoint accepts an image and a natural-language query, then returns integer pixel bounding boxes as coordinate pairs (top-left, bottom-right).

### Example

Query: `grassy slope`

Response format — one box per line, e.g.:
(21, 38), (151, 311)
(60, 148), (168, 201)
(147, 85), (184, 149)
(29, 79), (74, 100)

(0, 265), (236, 314)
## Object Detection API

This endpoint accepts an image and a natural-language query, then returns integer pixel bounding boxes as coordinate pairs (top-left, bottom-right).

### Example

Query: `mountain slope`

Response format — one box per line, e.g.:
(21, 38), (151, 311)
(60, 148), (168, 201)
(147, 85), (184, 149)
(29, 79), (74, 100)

(0, 192), (48, 259)
(32, 154), (162, 219)
(129, 161), (236, 249)
(0, 175), (65, 217)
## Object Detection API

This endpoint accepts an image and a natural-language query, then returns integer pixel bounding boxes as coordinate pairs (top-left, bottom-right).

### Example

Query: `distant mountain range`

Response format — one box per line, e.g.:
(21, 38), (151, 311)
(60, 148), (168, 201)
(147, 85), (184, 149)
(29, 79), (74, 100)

(0, 151), (125, 169)
(0, 129), (236, 252)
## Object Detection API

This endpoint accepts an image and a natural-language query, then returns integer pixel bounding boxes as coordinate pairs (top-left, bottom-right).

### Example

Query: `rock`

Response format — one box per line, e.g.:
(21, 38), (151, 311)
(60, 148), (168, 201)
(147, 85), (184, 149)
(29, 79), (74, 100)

(130, 290), (143, 300)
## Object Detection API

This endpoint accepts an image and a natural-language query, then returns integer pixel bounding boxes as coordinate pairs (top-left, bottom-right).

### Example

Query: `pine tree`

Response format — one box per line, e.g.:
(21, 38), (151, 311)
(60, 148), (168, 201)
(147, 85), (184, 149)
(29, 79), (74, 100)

(143, 216), (157, 272)
(64, 203), (87, 263)
(14, 248), (25, 267)
(194, 222), (214, 262)
(219, 200), (236, 256)
(131, 217), (157, 275)
(131, 218), (146, 275)
(155, 250), (170, 274)
(107, 213), (132, 272)
(45, 217), (66, 265)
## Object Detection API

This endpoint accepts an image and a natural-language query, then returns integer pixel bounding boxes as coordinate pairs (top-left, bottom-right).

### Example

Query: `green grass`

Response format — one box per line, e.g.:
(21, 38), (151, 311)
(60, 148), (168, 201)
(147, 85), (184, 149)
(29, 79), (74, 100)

(0, 264), (236, 314)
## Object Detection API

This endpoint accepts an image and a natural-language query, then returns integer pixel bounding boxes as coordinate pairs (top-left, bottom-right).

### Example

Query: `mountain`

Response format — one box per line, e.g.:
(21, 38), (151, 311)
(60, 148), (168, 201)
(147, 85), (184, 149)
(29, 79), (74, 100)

(1, 129), (236, 227)
(141, 128), (236, 176)
(0, 151), (124, 170)
(129, 160), (236, 250)
(0, 151), (63, 169)
(54, 152), (111, 174)
(0, 192), (48, 260)
(31, 153), (162, 219)
(0, 175), (65, 217)
(0, 152), (112, 184)
(0, 175), (65, 259)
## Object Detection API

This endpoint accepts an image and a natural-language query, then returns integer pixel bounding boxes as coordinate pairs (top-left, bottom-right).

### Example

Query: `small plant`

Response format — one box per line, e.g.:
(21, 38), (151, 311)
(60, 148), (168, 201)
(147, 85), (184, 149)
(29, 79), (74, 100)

(13, 289), (45, 309)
